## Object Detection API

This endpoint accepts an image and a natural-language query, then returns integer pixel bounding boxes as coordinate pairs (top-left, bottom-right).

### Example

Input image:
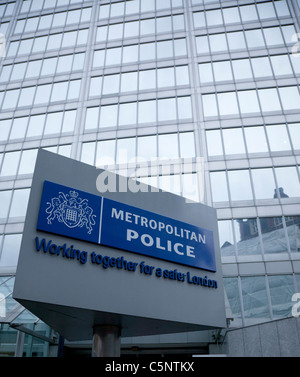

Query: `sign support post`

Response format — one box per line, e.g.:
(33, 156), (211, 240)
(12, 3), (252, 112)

(92, 325), (121, 357)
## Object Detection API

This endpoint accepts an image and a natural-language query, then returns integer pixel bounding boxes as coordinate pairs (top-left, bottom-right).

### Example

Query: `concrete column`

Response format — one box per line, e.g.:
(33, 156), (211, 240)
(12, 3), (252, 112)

(92, 325), (121, 357)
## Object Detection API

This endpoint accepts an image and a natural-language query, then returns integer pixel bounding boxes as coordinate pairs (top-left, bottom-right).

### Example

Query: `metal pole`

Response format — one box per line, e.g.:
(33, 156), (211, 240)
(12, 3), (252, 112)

(92, 325), (121, 357)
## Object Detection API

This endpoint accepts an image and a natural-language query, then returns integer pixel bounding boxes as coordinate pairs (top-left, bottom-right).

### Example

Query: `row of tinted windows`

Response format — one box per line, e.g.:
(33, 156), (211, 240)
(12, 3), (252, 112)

(206, 124), (300, 157)
(193, 1), (290, 29)
(202, 86), (300, 117)
(210, 166), (300, 202)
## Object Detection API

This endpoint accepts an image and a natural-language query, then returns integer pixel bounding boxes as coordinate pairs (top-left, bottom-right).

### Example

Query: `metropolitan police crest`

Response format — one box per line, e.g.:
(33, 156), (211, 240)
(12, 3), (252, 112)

(45, 189), (96, 235)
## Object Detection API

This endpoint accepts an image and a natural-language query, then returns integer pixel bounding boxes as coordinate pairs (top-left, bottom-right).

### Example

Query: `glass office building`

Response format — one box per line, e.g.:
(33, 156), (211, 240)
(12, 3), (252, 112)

(0, 0), (300, 357)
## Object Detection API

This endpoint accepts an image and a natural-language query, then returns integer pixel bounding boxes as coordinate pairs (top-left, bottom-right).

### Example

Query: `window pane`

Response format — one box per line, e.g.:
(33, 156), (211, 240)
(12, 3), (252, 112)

(218, 220), (235, 256)
(158, 133), (178, 159)
(44, 112), (63, 135)
(241, 276), (270, 322)
(1, 151), (20, 176)
(270, 55), (293, 76)
(251, 57), (272, 78)
(227, 31), (246, 50)
(258, 88), (281, 112)
(288, 124), (300, 150)
(81, 142), (95, 165)
(199, 63), (213, 83)
(268, 275), (294, 318)
(157, 67), (175, 88)
(202, 94), (218, 117)
(18, 149), (38, 175)
(245, 29), (265, 48)
(178, 97), (192, 119)
(228, 170), (253, 201)
(9, 117), (28, 140)
(275, 167), (300, 198)
(137, 135), (157, 162)
(210, 171), (229, 202)
(210, 33), (227, 52)
(121, 72), (137, 92)
(85, 107), (99, 129)
(213, 61), (232, 81)
(179, 132), (195, 158)
(103, 74), (120, 95)
(217, 92), (239, 116)
(252, 168), (276, 200)
(96, 139), (116, 166)
(100, 105), (118, 128)
(206, 130), (223, 156)
(238, 90), (260, 114)
(9, 189), (30, 218)
(27, 114), (45, 137)
(223, 128), (245, 155)
(267, 125), (291, 151)
(139, 70), (156, 90)
(260, 217), (288, 254)
(18, 87), (35, 107)
(0, 234), (22, 267)
(263, 27), (284, 46)
(138, 100), (156, 123)
(244, 126), (268, 154)
(119, 103), (137, 126)
(286, 216), (300, 253)
(279, 87), (300, 111)
(0, 191), (12, 219)
(224, 277), (242, 324)
(0, 119), (11, 142)
(158, 98), (176, 121)
(233, 218), (261, 255)
(116, 138), (136, 164)
(232, 59), (252, 80)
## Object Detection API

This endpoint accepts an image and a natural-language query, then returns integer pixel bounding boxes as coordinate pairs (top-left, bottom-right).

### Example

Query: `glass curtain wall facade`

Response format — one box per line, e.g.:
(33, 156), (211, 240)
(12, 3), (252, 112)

(0, 0), (300, 356)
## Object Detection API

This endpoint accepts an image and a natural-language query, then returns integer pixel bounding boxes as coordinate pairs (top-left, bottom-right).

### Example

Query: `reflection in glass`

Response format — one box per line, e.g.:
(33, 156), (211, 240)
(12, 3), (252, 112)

(218, 220), (235, 256)
(285, 216), (300, 253)
(241, 276), (270, 322)
(268, 275), (294, 319)
(223, 278), (242, 325)
(251, 168), (276, 200)
(275, 167), (300, 198)
(233, 218), (261, 255)
(260, 217), (288, 254)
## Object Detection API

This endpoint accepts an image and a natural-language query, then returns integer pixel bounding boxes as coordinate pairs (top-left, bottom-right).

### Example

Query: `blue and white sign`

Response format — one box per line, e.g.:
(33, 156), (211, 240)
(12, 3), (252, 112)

(37, 181), (216, 272)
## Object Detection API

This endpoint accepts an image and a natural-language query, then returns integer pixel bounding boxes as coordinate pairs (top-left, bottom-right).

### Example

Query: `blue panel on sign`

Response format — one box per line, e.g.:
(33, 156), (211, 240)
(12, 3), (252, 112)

(100, 198), (216, 272)
(37, 181), (216, 272)
(37, 181), (102, 244)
